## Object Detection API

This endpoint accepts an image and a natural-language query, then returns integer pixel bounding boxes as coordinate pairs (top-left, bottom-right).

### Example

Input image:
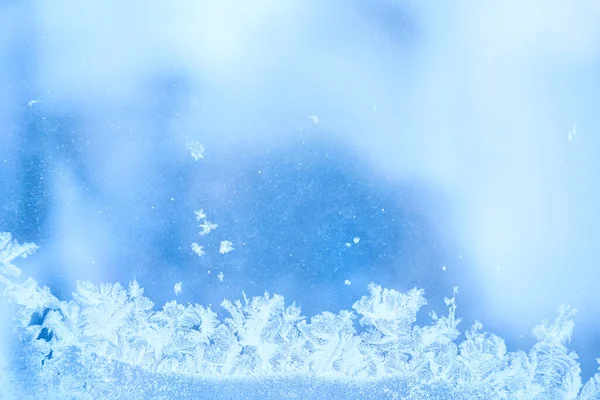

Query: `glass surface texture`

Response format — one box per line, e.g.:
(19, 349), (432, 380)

(1, 1), (600, 399)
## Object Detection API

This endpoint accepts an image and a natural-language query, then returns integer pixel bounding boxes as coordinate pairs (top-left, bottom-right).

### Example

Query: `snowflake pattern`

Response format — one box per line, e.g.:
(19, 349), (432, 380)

(1, 232), (598, 399)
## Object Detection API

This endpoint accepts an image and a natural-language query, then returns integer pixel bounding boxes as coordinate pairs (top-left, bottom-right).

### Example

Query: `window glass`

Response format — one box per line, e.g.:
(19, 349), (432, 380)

(1, 1), (600, 398)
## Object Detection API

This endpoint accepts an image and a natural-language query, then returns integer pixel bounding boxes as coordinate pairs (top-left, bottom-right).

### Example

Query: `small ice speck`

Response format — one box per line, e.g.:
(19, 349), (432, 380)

(219, 240), (234, 254)
(174, 282), (182, 295)
(28, 100), (39, 106)
(308, 115), (319, 125)
(187, 141), (206, 160)
(191, 242), (205, 257)
(344, 279), (351, 286)
(345, 242), (352, 247)
(217, 271), (224, 282)
(353, 237), (360, 244)
(442, 265), (447, 271)
(568, 124), (577, 141)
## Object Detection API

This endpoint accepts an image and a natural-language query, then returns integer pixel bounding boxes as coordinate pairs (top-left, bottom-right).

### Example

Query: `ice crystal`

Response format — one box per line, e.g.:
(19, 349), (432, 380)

(191, 243), (205, 257)
(568, 124), (577, 141)
(174, 282), (182, 295)
(2, 232), (600, 399)
(187, 142), (206, 161)
(219, 240), (234, 255)
(194, 209), (207, 221)
(199, 221), (218, 236)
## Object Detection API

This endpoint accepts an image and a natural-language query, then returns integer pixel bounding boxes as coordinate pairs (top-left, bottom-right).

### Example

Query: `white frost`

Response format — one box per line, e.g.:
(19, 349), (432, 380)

(191, 242), (205, 257)
(174, 282), (183, 295)
(194, 209), (207, 221)
(187, 141), (206, 160)
(194, 209), (218, 239)
(219, 240), (234, 254)
(199, 220), (218, 236)
(2, 232), (599, 399)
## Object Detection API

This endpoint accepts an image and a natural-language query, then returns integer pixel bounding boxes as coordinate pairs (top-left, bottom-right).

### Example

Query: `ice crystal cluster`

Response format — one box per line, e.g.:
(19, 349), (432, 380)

(2, 232), (600, 399)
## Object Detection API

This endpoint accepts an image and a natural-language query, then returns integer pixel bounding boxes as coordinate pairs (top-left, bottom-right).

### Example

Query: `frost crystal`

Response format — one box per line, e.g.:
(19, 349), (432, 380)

(191, 242), (205, 257)
(219, 240), (234, 254)
(217, 271), (224, 282)
(3, 231), (600, 399)
(568, 124), (577, 141)
(0, 232), (38, 278)
(194, 209), (217, 236)
(199, 220), (218, 236)
(187, 141), (206, 160)
(353, 237), (360, 244)
(194, 209), (207, 221)
(174, 282), (183, 295)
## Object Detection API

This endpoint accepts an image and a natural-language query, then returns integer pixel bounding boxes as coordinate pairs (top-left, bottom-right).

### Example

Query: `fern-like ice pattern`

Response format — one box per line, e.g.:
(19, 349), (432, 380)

(2, 232), (600, 399)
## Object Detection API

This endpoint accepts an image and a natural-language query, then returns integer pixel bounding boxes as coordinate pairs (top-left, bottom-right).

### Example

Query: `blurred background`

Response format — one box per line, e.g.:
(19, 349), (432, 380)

(1, 0), (600, 377)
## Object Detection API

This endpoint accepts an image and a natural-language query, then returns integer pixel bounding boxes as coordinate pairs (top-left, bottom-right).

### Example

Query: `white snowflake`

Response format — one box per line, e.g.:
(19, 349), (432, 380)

(194, 209), (206, 221)
(199, 220), (218, 236)
(217, 271), (224, 282)
(353, 237), (360, 244)
(191, 242), (205, 257)
(344, 280), (351, 286)
(174, 282), (182, 295)
(219, 240), (234, 254)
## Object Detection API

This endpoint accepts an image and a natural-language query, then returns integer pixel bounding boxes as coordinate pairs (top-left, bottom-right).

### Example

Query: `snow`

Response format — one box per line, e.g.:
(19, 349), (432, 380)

(174, 282), (182, 295)
(198, 220), (218, 236)
(194, 209), (207, 221)
(191, 242), (205, 257)
(219, 240), (234, 255)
